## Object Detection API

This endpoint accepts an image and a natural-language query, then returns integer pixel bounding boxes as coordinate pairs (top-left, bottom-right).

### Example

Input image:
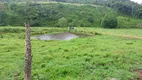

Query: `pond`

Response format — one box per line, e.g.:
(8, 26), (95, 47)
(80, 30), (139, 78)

(32, 32), (79, 40)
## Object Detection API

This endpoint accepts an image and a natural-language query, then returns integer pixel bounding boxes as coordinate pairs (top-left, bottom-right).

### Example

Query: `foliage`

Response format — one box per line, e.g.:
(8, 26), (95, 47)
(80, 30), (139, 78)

(135, 8), (142, 18)
(50, 0), (96, 4)
(0, 3), (112, 27)
(61, 0), (142, 19)
(102, 0), (142, 19)
(56, 17), (68, 27)
(101, 13), (118, 28)
(117, 16), (142, 28)
(0, 10), (7, 26)
(0, 1), (142, 28)
(0, 28), (25, 33)
(88, 17), (94, 23)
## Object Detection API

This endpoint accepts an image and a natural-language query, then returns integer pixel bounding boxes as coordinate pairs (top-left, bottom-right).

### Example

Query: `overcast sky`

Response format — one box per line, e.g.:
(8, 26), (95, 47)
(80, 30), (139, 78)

(131, 0), (142, 4)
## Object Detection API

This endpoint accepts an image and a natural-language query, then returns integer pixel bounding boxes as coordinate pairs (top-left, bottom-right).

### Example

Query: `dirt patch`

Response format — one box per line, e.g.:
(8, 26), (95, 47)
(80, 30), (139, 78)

(136, 70), (142, 80)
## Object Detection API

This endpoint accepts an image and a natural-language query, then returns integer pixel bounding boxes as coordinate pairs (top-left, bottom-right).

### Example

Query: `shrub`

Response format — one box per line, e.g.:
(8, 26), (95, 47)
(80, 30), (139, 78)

(88, 17), (94, 23)
(101, 13), (117, 28)
(0, 28), (25, 33)
(0, 10), (7, 26)
(56, 17), (68, 27)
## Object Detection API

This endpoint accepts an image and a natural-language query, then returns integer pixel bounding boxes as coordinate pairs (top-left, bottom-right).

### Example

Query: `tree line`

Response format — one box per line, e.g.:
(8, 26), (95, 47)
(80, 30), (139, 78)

(50, 0), (142, 19)
(0, 2), (111, 27)
(0, 0), (141, 28)
(1, 0), (142, 19)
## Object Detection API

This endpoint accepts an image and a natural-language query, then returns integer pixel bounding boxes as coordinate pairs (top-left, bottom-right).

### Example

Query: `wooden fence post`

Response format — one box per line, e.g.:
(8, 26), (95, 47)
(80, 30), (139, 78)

(24, 24), (32, 80)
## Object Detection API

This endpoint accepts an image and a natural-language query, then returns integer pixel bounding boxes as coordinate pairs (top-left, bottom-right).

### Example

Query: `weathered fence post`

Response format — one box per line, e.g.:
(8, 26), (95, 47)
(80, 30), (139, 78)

(24, 23), (32, 80)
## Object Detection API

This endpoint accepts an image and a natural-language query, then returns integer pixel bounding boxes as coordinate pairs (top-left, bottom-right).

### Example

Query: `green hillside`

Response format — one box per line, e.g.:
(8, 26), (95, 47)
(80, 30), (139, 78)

(1, 3), (112, 27)
(0, 2), (142, 28)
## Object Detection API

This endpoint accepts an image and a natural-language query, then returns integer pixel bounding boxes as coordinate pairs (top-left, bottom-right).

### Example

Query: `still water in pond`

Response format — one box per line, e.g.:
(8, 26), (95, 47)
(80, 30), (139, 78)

(32, 32), (79, 40)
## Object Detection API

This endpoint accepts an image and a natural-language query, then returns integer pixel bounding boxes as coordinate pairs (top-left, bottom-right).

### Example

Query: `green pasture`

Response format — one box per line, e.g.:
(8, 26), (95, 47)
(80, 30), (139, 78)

(0, 27), (142, 80)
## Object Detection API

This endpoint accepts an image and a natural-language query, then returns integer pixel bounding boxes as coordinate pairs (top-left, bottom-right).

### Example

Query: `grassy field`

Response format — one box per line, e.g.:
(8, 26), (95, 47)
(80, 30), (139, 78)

(77, 27), (142, 39)
(0, 27), (142, 80)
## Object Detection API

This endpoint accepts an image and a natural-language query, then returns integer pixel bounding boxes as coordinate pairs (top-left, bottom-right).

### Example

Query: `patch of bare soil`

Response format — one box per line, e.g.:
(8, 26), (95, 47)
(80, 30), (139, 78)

(136, 70), (142, 80)
(130, 70), (142, 80)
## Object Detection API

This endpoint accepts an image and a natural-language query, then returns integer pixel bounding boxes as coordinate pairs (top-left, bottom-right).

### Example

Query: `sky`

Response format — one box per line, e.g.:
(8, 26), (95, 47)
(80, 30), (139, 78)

(131, 0), (142, 4)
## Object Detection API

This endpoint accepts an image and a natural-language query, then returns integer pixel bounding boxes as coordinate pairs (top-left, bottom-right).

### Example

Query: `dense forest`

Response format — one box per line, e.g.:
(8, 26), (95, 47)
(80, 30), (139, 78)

(0, 0), (142, 28)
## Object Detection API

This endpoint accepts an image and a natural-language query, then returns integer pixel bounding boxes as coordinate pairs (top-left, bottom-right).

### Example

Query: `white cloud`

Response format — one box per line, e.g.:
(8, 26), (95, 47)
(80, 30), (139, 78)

(131, 0), (142, 4)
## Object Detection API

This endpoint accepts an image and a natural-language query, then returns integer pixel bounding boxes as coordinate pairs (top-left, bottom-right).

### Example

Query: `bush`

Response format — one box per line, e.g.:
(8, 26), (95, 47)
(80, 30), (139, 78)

(88, 17), (94, 23)
(56, 17), (68, 27)
(0, 10), (7, 26)
(101, 13), (117, 28)
(0, 28), (25, 33)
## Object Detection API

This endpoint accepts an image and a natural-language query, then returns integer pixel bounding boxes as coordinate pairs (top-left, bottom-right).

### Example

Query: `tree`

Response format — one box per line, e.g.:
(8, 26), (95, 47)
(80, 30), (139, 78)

(0, 10), (7, 26)
(101, 13), (118, 28)
(136, 8), (142, 18)
(56, 17), (68, 27)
